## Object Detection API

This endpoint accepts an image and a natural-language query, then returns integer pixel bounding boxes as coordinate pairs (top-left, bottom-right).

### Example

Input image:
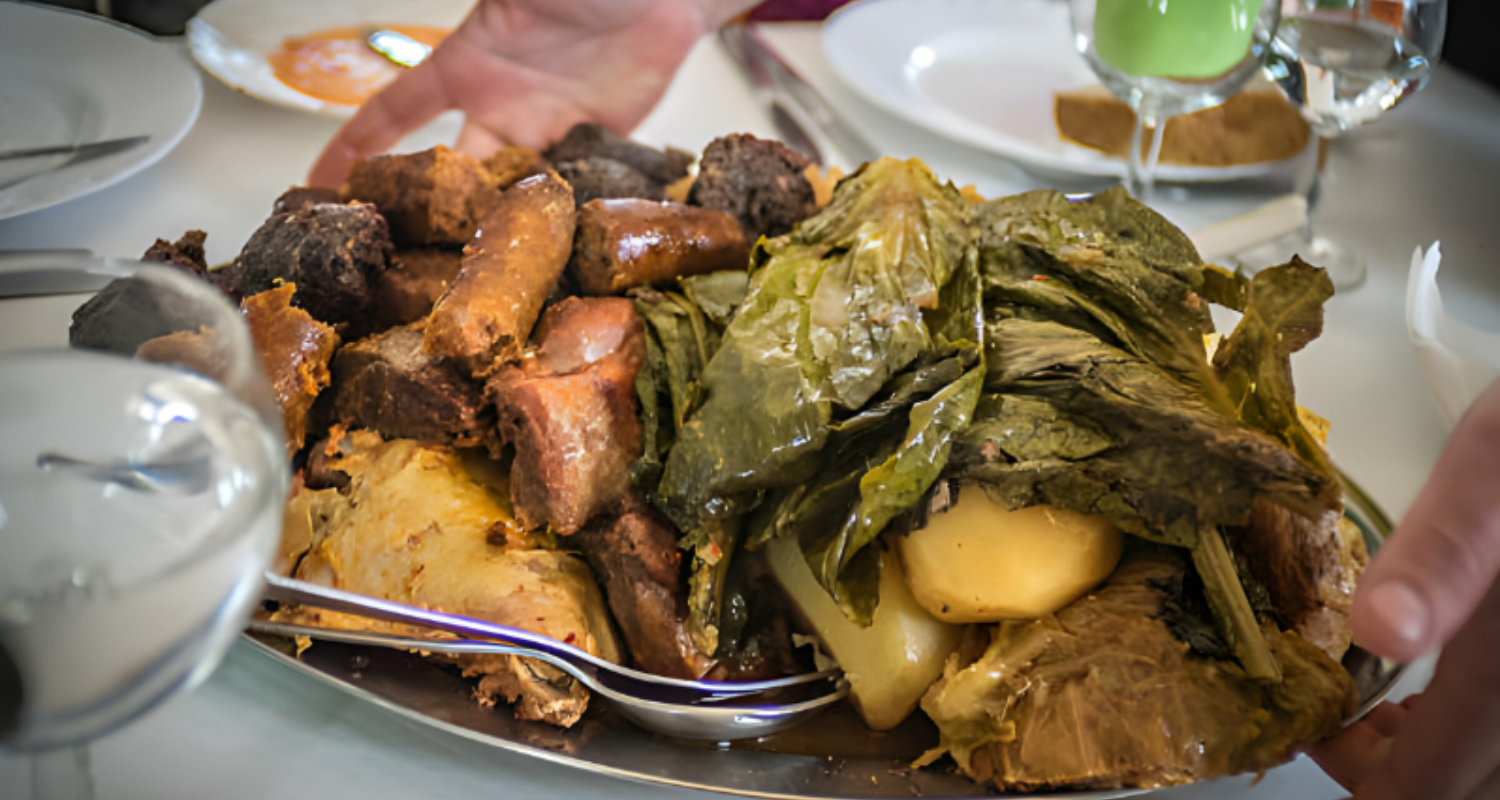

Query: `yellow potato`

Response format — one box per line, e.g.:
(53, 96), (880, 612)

(765, 536), (962, 731)
(898, 490), (1123, 623)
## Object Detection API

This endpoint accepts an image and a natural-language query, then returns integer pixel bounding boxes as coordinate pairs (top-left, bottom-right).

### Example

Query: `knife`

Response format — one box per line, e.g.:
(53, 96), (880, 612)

(722, 25), (881, 169)
(0, 250), (137, 298)
(719, 25), (824, 164)
(0, 135), (150, 190)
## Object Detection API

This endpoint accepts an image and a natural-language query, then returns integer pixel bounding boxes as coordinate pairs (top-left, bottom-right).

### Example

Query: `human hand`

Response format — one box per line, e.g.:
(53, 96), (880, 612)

(307, 0), (757, 187)
(1309, 378), (1500, 799)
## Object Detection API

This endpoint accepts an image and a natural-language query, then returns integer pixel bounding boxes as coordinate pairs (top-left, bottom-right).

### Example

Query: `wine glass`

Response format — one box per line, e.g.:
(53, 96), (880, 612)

(0, 264), (288, 799)
(1241, 0), (1447, 290)
(1070, 0), (1282, 198)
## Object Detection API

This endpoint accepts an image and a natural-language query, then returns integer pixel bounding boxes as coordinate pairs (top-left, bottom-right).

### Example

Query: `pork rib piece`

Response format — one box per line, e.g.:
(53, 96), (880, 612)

(487, 297), (645, 534)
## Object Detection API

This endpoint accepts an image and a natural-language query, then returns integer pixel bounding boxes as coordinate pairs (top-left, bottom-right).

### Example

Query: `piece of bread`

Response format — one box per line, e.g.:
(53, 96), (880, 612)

(1055, 84), (1310, 167)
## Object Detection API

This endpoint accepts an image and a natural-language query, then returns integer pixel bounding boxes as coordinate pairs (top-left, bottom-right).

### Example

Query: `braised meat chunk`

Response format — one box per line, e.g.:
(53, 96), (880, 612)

(330, 323), (491, 447)
(482, 145), (551, 191)
(1225, 498), (1367, 660)
(574, 508), (714, 679)
(272, 185), (340, 215)
(142, 229), (210, 276)
(373, 247), (463, 328)
(554, 157), (663, 205)
(242, 284), (341, 454)
(544, 122), (693, 186)
(425, 173), (576, 375)
(488, 297), (645, 534)
(71, 275), (208, 355)
(230, 201), (393, 328)
(688, 133), (818, 241)
(570, 199), (749, 295)
(342, 145), (502, 247)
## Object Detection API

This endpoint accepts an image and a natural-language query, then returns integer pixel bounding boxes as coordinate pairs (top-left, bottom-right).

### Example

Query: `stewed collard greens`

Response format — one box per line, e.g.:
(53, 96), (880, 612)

(631, 158), (1357, 789)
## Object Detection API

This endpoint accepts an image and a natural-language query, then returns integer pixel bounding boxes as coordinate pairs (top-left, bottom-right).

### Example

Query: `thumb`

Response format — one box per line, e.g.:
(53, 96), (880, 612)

(1351, 378), (1500, 662)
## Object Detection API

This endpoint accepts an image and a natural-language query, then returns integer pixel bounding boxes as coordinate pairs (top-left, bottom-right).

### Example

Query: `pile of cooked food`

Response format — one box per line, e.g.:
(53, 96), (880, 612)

(69, 123), (1367, 793)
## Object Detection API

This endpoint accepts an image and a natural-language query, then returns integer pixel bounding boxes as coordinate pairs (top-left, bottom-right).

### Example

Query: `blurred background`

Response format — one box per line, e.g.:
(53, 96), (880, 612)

(30, 0), (1500, 89)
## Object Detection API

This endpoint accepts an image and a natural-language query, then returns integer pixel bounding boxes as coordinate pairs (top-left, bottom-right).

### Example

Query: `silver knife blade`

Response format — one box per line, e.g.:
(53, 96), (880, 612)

(740, 26), (881, 168)
(0, 136), (151, 190)
(719, 25), (824, 164)
(0, 250), (137, 298)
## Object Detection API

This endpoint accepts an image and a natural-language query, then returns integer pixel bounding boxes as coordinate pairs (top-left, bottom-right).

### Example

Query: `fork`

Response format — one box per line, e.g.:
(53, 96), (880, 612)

(253, 573), (848, 741)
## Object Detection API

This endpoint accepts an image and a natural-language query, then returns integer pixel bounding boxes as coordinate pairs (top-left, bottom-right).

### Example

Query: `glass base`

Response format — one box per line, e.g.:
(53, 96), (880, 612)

(1235, 232), (1368, 294)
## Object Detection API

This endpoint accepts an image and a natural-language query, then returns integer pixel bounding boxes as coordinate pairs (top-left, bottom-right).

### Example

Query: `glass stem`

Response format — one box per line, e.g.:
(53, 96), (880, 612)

(1301, 137), (1330, 241)
(1127, 114), (1166, 201)
(32, 745), (94, 800)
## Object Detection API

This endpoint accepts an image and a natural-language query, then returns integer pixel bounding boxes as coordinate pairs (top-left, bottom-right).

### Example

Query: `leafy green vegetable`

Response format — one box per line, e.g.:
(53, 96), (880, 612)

(1212, 257), (1339, 518)
(653, 158), (977, 638)
(658, 159), (972, 524)
(1199, 263), (1250, 311)
(644, 174), (1340, 675)
(958, 318), (1332, 546)
(823, 367), (984, 622)
(977, 188), (1226, 407)
(1194, 526), (1281, 681)
(952, 190), (1341, 679)
(631, 272), (753, 499)
(680, 270), (750, 327)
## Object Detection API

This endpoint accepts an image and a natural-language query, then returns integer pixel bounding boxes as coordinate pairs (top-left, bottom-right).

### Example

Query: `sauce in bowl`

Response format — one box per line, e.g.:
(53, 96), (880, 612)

(268, 25), (448, 106)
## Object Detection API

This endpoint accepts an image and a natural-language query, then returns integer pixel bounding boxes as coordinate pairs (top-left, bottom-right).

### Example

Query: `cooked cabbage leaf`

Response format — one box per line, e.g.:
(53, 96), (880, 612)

(918, 545), (1356, 792)
(652, 158), (977, 640)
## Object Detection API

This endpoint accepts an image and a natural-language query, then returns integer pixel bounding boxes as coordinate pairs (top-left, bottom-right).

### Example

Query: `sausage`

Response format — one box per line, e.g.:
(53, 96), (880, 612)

(424, 173), (576, 376)
(570, 199), (750, 296)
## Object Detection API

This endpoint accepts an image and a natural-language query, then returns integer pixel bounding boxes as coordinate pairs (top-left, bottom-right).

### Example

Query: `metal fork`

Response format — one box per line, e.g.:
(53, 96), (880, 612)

(253, 573), (847, 741)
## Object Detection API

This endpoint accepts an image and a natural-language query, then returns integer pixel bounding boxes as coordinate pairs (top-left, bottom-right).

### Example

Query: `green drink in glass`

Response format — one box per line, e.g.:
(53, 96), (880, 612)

(1071, 0), (1280, 197)
(1095, 0), (1267, 79)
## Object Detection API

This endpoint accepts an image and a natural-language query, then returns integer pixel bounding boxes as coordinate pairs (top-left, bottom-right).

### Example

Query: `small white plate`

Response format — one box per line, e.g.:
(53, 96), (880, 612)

(0, 3), (202, 221)
(822, 0), (1279, 183)
(187, 0), (475, 118)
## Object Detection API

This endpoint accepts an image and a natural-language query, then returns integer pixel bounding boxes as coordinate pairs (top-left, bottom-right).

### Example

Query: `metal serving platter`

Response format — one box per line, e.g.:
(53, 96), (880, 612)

(243, 471), (1403, 799)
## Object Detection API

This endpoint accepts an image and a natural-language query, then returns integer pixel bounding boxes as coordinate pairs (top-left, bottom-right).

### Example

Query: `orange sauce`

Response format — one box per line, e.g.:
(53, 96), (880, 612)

(269, 25), (449, 106)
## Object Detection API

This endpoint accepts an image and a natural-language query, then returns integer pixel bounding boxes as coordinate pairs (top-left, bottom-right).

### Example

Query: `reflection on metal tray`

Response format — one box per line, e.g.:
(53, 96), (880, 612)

(243, 468), (1403, 800)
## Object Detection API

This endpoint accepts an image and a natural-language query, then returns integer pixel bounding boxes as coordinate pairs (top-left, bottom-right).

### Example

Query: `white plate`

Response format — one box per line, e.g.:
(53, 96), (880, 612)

(0, 3), (201, 221)
(187, 0), (475, 118)
(822, 0), (1279, 183)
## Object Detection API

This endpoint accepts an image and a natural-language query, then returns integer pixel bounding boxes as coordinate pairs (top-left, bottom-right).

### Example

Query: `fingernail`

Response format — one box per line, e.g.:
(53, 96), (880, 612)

(1366, 582), (1429, 646)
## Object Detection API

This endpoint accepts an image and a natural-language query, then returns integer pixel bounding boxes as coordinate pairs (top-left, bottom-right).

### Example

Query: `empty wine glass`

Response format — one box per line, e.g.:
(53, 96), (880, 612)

(0, 264), (288, 799)
(1070, 0), (1282, 198)
(1241, 0), (1447, 290)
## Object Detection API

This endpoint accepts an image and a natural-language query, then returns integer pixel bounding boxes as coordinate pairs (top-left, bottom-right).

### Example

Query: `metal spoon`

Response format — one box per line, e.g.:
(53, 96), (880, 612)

(256, 573), (849, 741)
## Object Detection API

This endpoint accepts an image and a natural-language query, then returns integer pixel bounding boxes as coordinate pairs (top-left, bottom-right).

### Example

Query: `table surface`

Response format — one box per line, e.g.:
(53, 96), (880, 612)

(2, 19), (1496, 800)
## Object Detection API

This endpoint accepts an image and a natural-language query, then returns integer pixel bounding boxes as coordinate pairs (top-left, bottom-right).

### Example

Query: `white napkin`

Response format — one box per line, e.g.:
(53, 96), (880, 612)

(1404, 243), (1500, 428)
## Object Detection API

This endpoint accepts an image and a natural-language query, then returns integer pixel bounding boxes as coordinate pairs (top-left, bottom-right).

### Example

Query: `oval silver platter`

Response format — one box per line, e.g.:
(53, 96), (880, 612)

(243, 470), (1404, 800)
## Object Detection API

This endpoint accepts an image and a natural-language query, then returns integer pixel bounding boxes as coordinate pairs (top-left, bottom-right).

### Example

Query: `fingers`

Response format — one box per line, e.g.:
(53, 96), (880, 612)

(1362, 701), (1409, 738)
(1307, 704), (1404, 792)
(1351, 379), (1500, 662)
(306, 56), (455, 187)
(1356, 576), (1500, 800)
(454, 119), (508, 159)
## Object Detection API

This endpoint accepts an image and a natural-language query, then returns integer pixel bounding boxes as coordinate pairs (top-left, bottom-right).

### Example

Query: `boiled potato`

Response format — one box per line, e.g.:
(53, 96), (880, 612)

(765, 536), (962, 731)
(898, 490), (1123, 623)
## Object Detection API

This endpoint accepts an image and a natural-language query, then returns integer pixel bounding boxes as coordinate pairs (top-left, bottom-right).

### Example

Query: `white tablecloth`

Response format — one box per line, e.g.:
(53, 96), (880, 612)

(3, 21), (1498, 800)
